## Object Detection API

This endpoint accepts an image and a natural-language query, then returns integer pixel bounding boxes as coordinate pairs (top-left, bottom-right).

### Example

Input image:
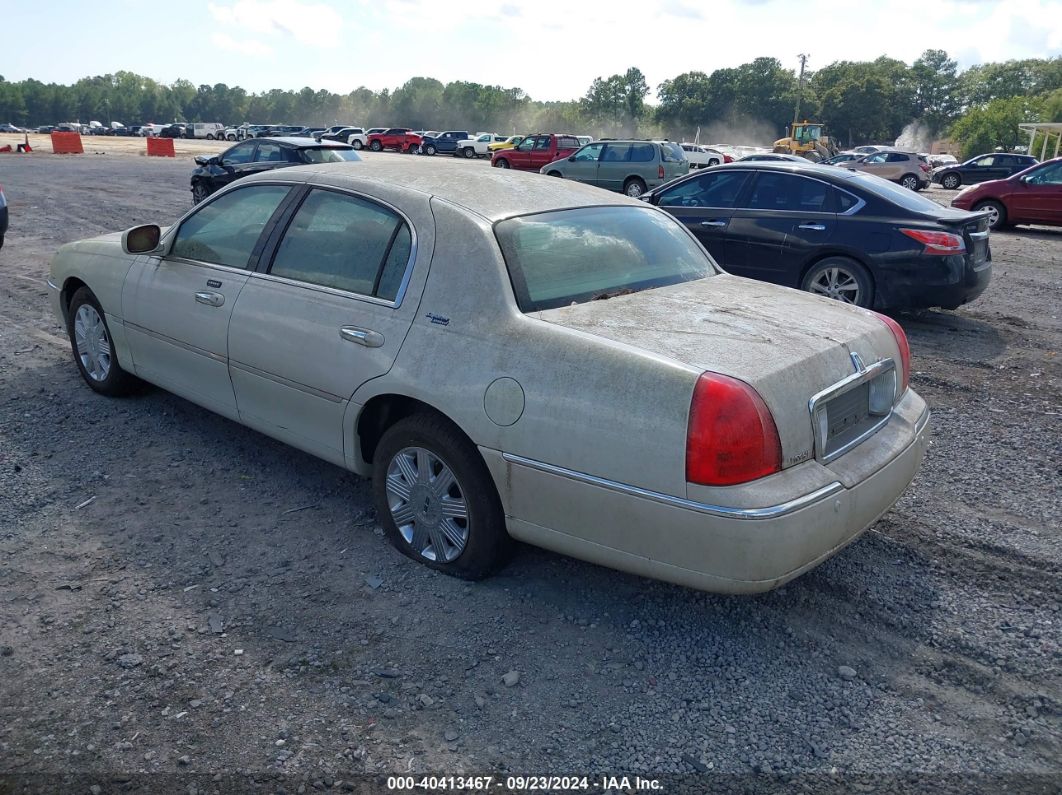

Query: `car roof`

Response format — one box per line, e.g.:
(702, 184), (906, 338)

(245, 158), (643, 221)
(258, 136), (352, 148)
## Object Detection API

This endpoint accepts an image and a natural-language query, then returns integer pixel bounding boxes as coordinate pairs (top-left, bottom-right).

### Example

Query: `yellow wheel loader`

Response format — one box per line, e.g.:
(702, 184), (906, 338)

(773, 121), (839, 162)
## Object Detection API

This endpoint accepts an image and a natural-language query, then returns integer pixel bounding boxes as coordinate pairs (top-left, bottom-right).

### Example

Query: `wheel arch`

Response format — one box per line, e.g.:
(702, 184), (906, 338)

(59, 276), (90, 325)
(798, 249), (878, 293)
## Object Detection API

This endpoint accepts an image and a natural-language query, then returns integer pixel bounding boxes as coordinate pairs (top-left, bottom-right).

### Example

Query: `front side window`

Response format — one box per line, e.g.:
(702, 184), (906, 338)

(496, 206), (714, 312)
(659, 171), (751, 208)
(221, 142), (255, 166)
(269, 189), (412, 299)
(1026, 162), (1062, 185)
(747, 173), (828, 212)
(572, 143), (603, 162)
(172, 185), (291, 269)
(972, 156), (995, 167)
(864, 152), (888, 164)
(516, 137), (536, 152)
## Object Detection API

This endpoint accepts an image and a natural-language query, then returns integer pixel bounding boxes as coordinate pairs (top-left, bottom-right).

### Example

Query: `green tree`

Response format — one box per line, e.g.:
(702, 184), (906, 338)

(911, 49), (960, 133)
(949, 96), (1044, 159)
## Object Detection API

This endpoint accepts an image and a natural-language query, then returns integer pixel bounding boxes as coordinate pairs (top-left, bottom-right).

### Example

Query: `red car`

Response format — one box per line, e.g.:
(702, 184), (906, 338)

(367, 128), (422, 153)
(490, 133), (581, 171)
(951, 157), (1062, 230)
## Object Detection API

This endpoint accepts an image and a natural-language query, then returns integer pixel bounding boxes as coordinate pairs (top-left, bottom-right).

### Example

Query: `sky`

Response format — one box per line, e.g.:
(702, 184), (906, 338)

(2, 0), (1061, 103)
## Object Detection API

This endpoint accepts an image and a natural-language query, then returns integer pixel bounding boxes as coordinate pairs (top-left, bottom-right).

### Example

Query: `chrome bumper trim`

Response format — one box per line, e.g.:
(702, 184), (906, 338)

(46, 279), (60, 291)
(500, 452), (844, 521)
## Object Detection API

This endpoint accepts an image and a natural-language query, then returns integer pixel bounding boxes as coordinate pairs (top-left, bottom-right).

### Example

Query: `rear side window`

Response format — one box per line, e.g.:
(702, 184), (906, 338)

(602, 143), (632, 162)
(835, 189), (861, 213)
(299, 147), (360, 163)
(269, 189), (412, 299)
(558, 136), (580, 149)
(886, 153), (908, 162)
(496, 206), (714, 312)
(255, 142), (285, 162)
(658, 171), (751, 208)
(629, 143), (655, 162)
(660, 142), (685, 163)
(746, 173), (828, 212)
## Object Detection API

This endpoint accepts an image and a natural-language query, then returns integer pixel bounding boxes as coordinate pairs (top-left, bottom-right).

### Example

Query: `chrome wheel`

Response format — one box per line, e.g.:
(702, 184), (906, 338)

(980, 203), (1001, 228)
(386, 447), (469, 563)
(74, 304), (112, 382)
(808, 267), (861, 304)
(900, 175), (919, 190)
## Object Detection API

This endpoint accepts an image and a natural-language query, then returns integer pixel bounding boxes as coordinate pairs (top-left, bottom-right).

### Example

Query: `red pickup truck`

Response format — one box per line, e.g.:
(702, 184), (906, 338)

(490, 133), (582, 171)
(367, 128), (422, 153)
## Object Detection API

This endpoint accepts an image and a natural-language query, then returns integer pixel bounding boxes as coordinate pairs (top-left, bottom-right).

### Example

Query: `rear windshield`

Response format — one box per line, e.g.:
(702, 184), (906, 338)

(299, 147), (360, 163)
(496, 206), (714, 312)
(846, 172), (946, 213)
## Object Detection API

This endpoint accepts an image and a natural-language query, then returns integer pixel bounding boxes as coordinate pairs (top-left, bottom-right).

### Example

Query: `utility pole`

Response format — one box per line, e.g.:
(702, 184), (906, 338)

(793, 53), (809, 125)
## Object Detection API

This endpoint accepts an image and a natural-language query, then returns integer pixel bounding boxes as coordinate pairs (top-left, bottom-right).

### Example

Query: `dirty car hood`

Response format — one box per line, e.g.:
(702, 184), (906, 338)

(530, 274), (903, 467)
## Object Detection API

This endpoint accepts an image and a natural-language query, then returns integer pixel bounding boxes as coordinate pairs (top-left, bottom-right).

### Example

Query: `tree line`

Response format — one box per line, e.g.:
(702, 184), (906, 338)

(1, 52), (1059, 158)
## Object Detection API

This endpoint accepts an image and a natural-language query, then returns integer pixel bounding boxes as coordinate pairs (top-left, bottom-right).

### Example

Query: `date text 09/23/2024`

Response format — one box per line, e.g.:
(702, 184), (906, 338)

(387, 776), (663, 791)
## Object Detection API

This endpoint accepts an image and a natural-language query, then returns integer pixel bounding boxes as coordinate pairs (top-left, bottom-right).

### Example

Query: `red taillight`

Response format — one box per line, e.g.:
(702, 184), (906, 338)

(658, 164), (665, 179)
(900, 228), (965, 256)
(686, 373), (782, 486)
(723, 154), (733, 163)
(875, 313), (910, 392)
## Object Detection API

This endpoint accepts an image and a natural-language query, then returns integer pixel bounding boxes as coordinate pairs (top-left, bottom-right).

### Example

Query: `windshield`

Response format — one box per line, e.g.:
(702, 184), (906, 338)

(495, 206), (715, 312)
(299, 147), (360, 163)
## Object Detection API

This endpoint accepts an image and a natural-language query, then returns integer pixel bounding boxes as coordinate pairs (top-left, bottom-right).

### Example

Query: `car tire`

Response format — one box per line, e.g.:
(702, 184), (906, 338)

(462, 147), (475, 159)
(974, 199), (1008, 230)
(226, 134), (236, 141)
(66, 287), (139, 397)
(0, 234), (4, 252)
(941, 173), (961, 190)
(801, 257), (875, 308)
(623, 177), (647, 198)
(352, 140), (363, 150)
(900, 174), (920, 191)
(406, 144), (418, 154)
(708, 158), (719, 166)
(370, 140), (382, 152)
(191, 181), (211, 205)
(206, 133), (215, 140)
(373, 412), (512, 581)
(423, 144), (436, 155)
(493, 158), (510, 169)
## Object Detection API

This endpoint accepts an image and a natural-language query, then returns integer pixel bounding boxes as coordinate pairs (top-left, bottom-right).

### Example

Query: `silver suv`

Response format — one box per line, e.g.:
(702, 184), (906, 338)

(846, 151), (932, 191)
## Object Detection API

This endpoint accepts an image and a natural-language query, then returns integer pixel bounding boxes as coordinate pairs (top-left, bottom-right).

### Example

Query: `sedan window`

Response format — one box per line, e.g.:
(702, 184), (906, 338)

(255, 142), (286, 162)
(298, 147), (360, 163)
(746, 173), (828, 212)
(658, 171), (750, 208)
(172, 185), (291, 269)
(496, 206), (714, 312)
(221, 142), (256, 166)
(972, 156), (996, 167)
(269, 189), (412, 299)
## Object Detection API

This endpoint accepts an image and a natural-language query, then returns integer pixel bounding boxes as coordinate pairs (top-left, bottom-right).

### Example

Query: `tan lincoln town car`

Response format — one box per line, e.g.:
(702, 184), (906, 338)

(48, 159), (930, 593)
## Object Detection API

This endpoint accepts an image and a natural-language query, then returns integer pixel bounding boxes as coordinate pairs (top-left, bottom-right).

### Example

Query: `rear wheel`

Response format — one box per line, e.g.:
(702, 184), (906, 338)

(373, 413), (512, 580)
(941, 173), (961, 190)
(900, 173), (920, 191)
(493, 158), (510, 169)
(226, 134), (236, 141)
(974, 199), (1007, 230)
(66, 287), (139, 396)
(801, 257), (874, 308)
(206, 133), (215, 140)
(707, 158), (719, 166)
(547, 170), (562, 177)
(623, 177), (647, 198)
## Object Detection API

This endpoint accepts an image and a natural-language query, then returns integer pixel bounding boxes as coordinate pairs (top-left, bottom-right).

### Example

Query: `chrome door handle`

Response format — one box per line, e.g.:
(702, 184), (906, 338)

(700, 220), (728, 227)
(195, 291), (225, 307)
(340, 326), (385, 348)
(798, 223), (827, 231)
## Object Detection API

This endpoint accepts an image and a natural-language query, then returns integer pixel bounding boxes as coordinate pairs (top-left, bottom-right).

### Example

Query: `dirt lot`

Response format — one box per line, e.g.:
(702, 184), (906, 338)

(0, 152), (1059, 794)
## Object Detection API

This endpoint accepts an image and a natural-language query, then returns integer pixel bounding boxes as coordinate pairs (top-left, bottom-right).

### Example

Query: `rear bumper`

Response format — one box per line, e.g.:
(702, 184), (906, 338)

(874, 253), (992, 310)
(483, 392), (930, 594)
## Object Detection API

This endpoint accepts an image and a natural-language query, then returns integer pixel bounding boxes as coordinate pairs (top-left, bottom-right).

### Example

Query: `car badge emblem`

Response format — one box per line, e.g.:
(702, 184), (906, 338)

(850, 351), (867, 373)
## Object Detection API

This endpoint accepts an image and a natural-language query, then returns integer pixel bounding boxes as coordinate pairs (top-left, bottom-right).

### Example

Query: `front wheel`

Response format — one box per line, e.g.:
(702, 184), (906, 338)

(623, 177), (647, 198)
(191, 181), (210, 204)
(974, 200), (1007, 230)
(226, 134), (236, 141)
(370, 140), (382, 151)
(423, 144), (436, 155)
(941, 173), (961, 190)
(206, 133), (215, 140)
(462, 147), (475, 159)
(373, 413), (512, 580)
(352, 140), (363, 150)
(707, 158), (719, 167)
(493, 158), (510, 169)
(801, 257), (874, 308)
(66, 288), (139, 396)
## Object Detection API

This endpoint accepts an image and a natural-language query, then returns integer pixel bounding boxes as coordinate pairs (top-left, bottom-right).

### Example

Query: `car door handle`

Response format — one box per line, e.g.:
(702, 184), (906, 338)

(700, 220), (728, 228)
(194, 291), (225, 307)
(340, 326), (385, 348)
(798, 223), (827, 231)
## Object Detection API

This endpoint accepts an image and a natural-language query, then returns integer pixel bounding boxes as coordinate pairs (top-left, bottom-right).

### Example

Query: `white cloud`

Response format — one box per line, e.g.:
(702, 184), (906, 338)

(208, 0), (343, 48)
(211, 32), (274, 56)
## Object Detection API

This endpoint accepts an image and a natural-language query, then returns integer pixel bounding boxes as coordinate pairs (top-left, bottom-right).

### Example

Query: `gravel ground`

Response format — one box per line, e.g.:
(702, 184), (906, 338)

(0, 154), (1059, 794)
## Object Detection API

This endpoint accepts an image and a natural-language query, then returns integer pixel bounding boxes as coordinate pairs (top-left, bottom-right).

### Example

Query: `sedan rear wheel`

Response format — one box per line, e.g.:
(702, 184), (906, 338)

(373, 413), (511, 580)
(67, 287), (139, 396)
(941, 173), (961, 190)
(801, 258), (874, 308)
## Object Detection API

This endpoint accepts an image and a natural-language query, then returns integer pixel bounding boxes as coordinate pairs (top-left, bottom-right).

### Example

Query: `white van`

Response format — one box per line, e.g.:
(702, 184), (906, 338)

(190, 123), (224, 140)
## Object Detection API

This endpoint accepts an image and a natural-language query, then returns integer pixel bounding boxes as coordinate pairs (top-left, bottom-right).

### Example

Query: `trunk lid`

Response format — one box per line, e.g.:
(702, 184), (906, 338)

(531, 275), (903, 469)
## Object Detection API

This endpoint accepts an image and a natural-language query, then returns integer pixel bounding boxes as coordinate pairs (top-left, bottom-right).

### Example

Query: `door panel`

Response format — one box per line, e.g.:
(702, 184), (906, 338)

(655, 170), (751, 265)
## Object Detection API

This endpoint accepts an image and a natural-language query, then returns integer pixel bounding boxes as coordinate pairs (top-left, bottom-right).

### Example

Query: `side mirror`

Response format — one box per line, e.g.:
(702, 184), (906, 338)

(122, 224), (162, 255)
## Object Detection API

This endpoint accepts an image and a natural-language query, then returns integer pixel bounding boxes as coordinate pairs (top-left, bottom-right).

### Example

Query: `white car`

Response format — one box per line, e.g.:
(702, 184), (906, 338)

(456, 133), (507, 159)
(47, 160), (929, 593)
(345, 127), (369, 149)
(680, 143), (726, 168)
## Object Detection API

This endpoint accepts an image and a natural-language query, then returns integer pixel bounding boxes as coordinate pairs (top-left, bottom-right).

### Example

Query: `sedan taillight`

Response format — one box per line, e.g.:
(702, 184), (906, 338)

(875, 313), (911, 392)
(900, 228), (966, 256)
(686, 373), (782, 486)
